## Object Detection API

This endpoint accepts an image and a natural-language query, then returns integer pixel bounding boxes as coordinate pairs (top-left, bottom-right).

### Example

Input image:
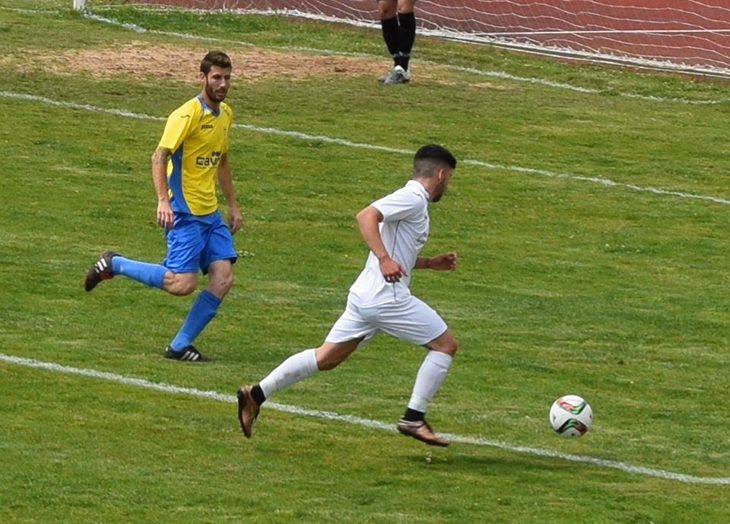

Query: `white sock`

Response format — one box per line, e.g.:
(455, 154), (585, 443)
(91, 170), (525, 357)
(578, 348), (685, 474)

(407, 351), (453, 413)
(259, 348), (319, 399)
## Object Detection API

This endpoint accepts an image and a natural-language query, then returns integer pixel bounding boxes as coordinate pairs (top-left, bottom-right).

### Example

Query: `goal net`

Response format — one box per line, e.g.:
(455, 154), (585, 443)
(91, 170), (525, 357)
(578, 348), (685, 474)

(77, 1), (730, 77)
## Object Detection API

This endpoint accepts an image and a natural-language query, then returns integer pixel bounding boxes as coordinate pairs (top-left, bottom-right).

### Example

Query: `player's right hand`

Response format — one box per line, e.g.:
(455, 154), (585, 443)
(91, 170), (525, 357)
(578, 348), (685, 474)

(157, 200), (174, 229)
(380, 256), (407, 283)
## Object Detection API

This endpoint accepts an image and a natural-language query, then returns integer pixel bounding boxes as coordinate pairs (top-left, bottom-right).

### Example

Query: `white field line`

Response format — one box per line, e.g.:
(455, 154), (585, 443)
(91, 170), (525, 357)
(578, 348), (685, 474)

(3, 6), (724, 105)
(1, 352), (728, 485)
(3, 89), (730, 207)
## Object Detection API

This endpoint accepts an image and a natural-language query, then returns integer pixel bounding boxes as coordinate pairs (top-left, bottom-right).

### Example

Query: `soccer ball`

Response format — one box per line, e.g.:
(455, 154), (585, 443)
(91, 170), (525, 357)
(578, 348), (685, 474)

(549, 395), (593, 437)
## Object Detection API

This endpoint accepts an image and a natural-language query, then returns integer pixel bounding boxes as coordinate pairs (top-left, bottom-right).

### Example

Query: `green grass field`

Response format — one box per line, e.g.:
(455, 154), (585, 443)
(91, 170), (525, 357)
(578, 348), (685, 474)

(1, 1), (729, 521)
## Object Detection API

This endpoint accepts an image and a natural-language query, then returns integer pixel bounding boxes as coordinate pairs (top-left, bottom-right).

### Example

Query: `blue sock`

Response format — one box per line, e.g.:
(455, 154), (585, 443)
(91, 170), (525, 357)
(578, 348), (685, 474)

(111, 256), (167, 289)
(169, 289), (222, 351)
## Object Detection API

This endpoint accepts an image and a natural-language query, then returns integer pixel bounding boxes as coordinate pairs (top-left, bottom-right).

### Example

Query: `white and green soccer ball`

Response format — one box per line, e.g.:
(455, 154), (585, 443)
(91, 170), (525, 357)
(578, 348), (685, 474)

(549, 395), (593, 437)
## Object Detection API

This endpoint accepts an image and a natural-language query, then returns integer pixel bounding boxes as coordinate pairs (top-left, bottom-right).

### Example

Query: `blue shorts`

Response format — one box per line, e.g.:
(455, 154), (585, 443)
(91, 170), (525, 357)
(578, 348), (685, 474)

(162, 210), (237, 274)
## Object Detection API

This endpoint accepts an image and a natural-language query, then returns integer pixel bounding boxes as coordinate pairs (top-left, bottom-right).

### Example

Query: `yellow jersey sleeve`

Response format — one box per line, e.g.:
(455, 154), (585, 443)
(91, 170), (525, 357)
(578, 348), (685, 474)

(159, 99), (199, 152)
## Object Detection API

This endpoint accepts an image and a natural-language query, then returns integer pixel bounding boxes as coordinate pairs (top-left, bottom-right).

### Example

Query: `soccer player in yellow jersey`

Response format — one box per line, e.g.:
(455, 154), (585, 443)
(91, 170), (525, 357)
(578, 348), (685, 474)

(83, 51), (242, 362)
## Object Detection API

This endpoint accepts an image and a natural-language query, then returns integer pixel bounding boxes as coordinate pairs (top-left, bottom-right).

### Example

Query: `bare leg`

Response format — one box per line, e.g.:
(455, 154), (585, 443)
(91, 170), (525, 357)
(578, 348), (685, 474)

(236, 338), (364, 438)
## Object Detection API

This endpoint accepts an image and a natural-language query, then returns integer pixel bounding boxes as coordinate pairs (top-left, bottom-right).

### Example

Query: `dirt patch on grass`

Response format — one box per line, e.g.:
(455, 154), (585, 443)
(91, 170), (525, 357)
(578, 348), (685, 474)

(32, 41), (387, 81)
(9, 41), (505, 89)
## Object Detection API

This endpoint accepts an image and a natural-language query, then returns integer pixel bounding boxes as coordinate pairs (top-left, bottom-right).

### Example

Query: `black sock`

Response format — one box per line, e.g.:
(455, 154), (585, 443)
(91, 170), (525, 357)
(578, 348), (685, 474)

(380, 16), (400, 65)
(402, 408), (424, 422)
(251, 385), (267, 406)
(396, 11), (416, 71)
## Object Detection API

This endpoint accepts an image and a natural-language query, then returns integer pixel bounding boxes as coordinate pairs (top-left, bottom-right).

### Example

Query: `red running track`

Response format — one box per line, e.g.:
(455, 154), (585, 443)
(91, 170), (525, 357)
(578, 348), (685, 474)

(136, 0), (730, 72)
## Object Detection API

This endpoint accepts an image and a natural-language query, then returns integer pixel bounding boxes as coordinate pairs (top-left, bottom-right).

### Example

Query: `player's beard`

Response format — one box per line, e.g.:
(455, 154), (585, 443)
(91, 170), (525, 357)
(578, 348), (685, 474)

(205, 81), (228, 103)
(432, 182), (447, 202)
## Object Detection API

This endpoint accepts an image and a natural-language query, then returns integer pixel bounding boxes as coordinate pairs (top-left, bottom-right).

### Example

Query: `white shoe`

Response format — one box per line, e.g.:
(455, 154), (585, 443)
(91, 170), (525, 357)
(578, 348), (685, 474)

(380, 66), (411, 84)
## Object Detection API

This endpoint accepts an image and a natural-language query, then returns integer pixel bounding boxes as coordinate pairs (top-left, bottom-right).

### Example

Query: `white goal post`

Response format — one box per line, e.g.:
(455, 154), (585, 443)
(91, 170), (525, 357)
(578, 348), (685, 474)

(75, 0), (730, 77)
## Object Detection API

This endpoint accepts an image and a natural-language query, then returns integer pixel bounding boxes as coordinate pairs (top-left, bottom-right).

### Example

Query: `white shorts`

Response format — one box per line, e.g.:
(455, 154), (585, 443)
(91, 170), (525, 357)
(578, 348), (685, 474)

(325, 294), (448, 347)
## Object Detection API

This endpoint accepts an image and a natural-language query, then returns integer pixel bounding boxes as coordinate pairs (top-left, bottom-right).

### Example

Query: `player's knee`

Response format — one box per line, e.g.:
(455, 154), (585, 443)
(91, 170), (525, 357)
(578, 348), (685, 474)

(431, 334), (458, 356)
(397, 0), (416, 14)
(167, 277), (197, 296)
(221, 272), (234, 293)
(378, 0), (396, 18)
(210, 271), (234, 296)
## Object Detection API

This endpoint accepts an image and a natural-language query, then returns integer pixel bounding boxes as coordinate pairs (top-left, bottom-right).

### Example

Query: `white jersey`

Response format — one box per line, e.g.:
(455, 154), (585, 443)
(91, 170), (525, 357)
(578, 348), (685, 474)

(348, 179), (430, 306)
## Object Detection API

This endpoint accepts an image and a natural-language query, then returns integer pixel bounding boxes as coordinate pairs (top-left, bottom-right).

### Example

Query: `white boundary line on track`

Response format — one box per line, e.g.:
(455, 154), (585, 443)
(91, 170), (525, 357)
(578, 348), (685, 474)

(1, 352), (728, 485)
(2, 6), (727, 105)
(496, 29), (730, 36)
(3, 89), (730, 208)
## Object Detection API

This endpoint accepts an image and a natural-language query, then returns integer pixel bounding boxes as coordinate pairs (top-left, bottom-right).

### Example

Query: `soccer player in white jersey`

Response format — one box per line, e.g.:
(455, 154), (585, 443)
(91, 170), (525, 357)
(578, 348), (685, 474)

(237, 144), (458, 446)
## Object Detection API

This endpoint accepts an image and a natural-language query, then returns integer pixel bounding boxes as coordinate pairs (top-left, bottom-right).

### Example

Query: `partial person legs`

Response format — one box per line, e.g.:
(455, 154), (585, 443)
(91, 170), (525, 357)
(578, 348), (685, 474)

(165, 259), (234, 362)
(379, 0), (400, 74)
(237, 339), (363, 438)
(396, 329), (458, 446)
(83, 251), (168, 291)
(237, 332), (457, 447)
(377, 0), (417, 84)
(84, 250), (234, 362)
(237, 298), (457, 446)
(395, 2), (416, 73)
(83, 250), (207, 294)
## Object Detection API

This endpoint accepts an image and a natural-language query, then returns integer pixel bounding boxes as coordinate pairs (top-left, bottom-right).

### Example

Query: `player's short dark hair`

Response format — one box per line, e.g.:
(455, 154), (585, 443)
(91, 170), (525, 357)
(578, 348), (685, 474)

(413, 144), (457, 178)
(200, 51), (232, 74)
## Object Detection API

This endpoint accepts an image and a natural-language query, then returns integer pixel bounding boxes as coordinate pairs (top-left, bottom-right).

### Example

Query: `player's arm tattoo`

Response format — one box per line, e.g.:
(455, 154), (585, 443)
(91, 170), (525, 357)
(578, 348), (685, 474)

(151, 147), (172, 204)
(151, 147), (171, 165)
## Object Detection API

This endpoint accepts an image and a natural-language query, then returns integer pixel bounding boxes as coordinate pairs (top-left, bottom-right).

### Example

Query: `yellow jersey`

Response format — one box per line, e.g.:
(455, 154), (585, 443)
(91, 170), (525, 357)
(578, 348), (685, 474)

(159, 95), (232, 216)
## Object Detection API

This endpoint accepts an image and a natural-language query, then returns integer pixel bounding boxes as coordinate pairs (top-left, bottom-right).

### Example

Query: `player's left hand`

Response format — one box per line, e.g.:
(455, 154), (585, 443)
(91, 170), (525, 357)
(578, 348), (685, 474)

(228, 206), (243, 234)
(429, 252), (458, 271)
